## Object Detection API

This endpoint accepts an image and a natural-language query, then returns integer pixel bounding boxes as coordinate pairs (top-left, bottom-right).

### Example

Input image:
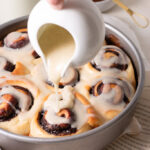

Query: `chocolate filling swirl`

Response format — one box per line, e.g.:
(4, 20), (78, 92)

(39, 109), (77, 136)
(104, 49), (128, 70)
(0, 56), (15, 72)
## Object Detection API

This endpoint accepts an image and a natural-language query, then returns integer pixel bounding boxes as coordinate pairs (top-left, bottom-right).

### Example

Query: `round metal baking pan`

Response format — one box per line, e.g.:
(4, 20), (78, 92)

(94, 0), (116, 12)
(0, 16), (145, 150)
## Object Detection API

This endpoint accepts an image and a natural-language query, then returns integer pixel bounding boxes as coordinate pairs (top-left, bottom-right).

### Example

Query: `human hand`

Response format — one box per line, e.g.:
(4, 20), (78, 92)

(47, 0), (64, 9)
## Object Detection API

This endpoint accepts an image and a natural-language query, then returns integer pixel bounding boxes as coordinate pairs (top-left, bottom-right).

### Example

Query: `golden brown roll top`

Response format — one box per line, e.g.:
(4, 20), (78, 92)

(30, 86), (102, 138)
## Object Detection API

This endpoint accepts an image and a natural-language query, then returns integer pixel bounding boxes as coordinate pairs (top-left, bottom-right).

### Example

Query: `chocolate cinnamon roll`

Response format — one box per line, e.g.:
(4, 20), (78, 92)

(86, 77), (135, 120)
(46, 68), (80, 90)
(0, 78), (40, 135)
(88, 46), (136, 87)
(4, 31), (29, 49)
(30, 86), (102, 137)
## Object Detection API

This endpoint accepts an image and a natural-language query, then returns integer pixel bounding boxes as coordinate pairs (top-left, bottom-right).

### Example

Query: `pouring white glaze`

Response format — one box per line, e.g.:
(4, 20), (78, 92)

(28, 0), (105, 85)
(38, 24), (75, 84)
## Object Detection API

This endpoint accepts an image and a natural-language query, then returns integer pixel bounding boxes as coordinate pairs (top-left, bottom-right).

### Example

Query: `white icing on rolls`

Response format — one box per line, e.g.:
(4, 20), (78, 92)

(0, 86), (32, 112)
(92, 45), (129, 70)
(88, 76), (135, 117)
(44, 86), (75, 113)
(43, 86), (88, 129)
(71, 99), (88, 129)
(0, 57), (7, 70)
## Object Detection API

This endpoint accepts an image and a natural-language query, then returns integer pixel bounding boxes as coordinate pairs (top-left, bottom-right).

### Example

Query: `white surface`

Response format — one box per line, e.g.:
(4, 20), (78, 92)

(28, 0), (105, 75)
(0, 0), (39, 24)
(105, 0), (150, 70)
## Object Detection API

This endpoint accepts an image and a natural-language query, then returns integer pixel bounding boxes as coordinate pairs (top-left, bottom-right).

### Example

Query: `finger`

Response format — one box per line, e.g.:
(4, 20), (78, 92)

(47, 0), (64, 9)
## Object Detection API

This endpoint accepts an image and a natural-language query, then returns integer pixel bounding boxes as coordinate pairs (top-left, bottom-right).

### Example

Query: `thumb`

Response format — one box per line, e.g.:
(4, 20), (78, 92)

(47, 0), (64, 9)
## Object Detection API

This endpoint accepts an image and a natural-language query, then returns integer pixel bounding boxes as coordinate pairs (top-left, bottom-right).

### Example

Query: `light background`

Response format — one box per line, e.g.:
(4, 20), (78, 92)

(106, 0), (150, 69)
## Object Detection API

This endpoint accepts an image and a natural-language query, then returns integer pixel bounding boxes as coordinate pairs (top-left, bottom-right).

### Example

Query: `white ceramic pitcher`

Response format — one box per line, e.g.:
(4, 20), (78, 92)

(28, 0), (105, 76)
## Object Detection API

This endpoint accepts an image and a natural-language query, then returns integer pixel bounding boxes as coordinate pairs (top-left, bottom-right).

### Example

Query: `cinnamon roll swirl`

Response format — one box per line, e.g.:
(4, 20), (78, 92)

(0, 78), (40, 135)
(4, 31), (29, 49)
(86, 76), (135, 120)
(46, 67), (80, 90)
(30, 86), (102, 137)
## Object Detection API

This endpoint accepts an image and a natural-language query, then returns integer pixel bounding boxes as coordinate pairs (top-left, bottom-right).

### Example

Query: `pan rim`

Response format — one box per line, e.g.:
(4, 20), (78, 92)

(0, 16), (145, 143)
